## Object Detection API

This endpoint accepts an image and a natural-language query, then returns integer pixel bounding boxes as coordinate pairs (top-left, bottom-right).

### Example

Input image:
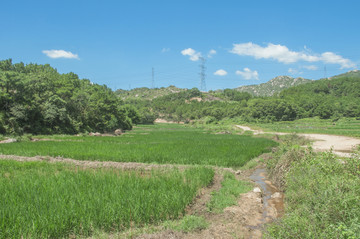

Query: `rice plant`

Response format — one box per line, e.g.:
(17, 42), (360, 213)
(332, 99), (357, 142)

(0, 124), (277, 168)
(0, 160), (214, 238)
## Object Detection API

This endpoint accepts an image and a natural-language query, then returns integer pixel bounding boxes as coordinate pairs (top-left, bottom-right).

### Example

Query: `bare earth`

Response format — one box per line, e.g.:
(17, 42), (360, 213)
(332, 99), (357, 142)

(236, 125), (360, 157)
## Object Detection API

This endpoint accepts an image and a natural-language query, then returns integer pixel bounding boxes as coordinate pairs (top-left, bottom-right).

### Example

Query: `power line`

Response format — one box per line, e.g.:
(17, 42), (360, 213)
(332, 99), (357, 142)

(152, 67), (154, 88)
(199, 57), (206, 91)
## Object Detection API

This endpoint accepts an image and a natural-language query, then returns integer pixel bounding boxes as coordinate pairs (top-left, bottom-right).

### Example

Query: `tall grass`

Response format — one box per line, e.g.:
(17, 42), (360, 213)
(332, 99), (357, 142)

(265, 144), (360, 238)
(0, 124), (277, 168)
(0, 160), (214, 238)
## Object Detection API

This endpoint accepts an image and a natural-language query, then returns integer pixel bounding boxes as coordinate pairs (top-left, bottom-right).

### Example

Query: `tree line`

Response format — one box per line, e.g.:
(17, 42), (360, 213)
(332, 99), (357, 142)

(0, 59), (141, 135)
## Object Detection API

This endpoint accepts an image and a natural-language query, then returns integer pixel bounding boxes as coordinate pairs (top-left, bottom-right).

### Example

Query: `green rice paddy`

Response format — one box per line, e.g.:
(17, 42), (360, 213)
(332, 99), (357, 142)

(0, 160), (214, 238)
(0, 124), (277, 168)
(0, 123), (277, 238)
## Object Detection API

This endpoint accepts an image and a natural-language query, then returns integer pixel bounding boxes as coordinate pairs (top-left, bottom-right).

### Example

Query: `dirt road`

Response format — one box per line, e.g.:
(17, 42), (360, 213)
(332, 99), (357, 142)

(236, 125), (360, 157)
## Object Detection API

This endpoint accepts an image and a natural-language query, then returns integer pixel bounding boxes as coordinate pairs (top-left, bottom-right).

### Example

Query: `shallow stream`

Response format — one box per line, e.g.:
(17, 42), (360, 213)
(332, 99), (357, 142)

(249, 168), (284, 227)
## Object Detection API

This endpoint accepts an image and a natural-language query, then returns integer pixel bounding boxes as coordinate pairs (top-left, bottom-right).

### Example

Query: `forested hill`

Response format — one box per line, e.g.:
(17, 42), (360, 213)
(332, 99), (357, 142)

(279, 70), (360, 119)
(0, 59), (140, 135)
(235, 75), (312, 96)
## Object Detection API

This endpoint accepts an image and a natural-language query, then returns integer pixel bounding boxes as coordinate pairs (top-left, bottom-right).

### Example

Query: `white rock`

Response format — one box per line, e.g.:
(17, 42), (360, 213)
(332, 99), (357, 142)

(0, 138), (17, 143)
(271, 192), (282, 199)
(253, 187), (261, 193)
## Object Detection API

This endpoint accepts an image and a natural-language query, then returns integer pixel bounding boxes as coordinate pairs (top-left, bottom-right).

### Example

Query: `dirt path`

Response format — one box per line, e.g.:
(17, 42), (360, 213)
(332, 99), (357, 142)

(136, 167), (282, 239)
(236, 125), (360, 157)
(0, 154), (191, 171)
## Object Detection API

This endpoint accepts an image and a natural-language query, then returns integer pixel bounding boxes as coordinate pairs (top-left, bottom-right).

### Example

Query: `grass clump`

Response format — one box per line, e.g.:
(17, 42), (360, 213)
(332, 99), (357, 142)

(207, 172), (252, 213)
(164, 215), (209, 232)
(0, 160), (214, 238)
(265, 143), (360, 238)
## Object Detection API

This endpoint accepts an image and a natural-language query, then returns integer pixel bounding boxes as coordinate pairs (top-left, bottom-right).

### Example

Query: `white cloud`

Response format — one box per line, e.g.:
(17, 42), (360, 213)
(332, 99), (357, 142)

(42, 49), (79, 59)
(214, 69), (227, 76)
(181, 48), (202, 61)
(208, 49), (216, 58)
(320, 52), (355, 69)
(230, 42), (355, 69)
(161, 48), (170, 53)
(288, 68), (297, 74)
(236, 68), (259, 80)
(303, 65), (318, 70)
(288, 68), (303, 75)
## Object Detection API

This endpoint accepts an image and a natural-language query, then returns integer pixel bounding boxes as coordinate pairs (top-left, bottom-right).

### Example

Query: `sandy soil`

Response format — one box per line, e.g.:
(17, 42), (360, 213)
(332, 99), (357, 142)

(154, 119), (185, 124)
(236, 125), (360, 157)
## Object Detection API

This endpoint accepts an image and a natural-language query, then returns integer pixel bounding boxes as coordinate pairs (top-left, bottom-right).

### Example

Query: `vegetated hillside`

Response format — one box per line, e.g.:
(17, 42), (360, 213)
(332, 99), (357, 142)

(0, 59), (140, 135)
(235, 75), (312, 96)
(280, 70), (360, 119)
(116, 85), (187, 100)
(141, 71), (360, 123)
(329, 69), (360, 80)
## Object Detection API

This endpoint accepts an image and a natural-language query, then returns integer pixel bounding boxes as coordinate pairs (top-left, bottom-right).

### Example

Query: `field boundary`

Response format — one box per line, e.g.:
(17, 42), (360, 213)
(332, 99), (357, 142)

(0, 154), (240, 174)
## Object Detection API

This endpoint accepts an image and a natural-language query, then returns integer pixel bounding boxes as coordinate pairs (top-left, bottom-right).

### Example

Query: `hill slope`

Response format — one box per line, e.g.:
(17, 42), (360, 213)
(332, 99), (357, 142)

(235, 76), (312, 97)
(116, 86), (187, 100)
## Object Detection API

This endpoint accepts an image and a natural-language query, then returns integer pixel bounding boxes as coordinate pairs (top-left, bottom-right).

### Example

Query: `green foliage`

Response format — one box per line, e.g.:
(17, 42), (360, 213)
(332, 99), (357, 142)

(265, 144), (360, 238)
(221, 88), (253, 101)
(0, 124), (277, 168)
(0, 160), (214, 238)
(0, 59), (139, 135)
(207, 172), (252, 213)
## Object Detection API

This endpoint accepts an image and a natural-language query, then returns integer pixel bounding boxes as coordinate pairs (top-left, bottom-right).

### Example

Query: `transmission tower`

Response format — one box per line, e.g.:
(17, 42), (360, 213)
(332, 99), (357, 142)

(199, 57), (206, 91)
(324, 65), (327, 79)
(152, 67), (155, 88)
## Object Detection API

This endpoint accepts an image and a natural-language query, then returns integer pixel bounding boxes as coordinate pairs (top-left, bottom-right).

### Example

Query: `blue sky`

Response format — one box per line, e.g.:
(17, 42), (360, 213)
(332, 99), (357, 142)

(1, 0), (359, 91)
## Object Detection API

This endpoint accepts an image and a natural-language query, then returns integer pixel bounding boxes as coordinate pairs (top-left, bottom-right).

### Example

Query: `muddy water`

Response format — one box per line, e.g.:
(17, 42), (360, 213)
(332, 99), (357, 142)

(249, 168), (284, 227)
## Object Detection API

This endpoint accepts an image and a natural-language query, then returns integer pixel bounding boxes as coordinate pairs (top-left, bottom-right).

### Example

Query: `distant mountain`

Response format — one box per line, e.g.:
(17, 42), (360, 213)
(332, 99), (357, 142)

(116, 85), (187, 100)
(117, 71), (360, 100)
(235, 76), (312, 97)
